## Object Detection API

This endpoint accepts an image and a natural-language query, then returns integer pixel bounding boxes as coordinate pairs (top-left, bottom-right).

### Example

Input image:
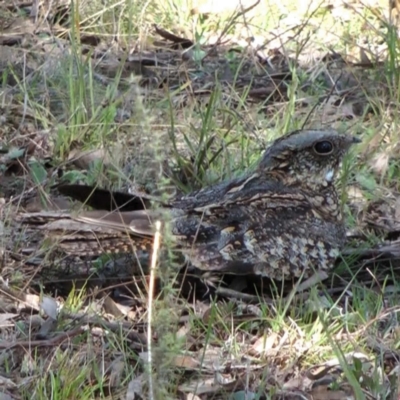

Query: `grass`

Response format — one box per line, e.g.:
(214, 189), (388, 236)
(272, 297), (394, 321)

(2, 0), (400, 398)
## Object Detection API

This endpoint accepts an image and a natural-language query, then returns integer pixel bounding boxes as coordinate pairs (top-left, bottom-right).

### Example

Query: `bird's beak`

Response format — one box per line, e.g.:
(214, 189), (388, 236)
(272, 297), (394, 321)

(350, 135), (362, 144)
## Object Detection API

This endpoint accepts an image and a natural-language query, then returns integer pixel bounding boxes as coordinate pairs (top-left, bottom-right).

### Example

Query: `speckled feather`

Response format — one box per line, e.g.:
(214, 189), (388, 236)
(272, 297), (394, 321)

(145, 129), (358, 279)
(21, 129), (360, 279)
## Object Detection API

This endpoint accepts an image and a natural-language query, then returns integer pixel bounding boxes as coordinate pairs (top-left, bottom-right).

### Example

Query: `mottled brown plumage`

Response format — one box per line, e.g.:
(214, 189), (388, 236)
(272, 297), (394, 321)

(20, 129), (360, 280)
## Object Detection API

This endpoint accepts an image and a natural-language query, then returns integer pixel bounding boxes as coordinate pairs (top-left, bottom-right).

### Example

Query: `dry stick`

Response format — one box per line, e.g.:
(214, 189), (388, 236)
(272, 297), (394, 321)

(0, 326), (85, 350)
(147, 221), (162, 400)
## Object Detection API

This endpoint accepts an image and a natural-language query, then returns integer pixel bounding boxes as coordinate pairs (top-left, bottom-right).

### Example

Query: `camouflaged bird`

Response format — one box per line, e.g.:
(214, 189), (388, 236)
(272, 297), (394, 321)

(20, 129), (360, 281)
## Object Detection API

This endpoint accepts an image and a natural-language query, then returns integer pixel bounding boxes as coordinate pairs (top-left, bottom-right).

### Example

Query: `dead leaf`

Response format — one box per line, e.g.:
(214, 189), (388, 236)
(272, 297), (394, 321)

(309, 385), (354, 400)
(40, 296), (59, 319)
(35, 317), (57, 339)
(21, 293), (41, 311)
(359, 47), (371, 65)
(108, 357), (125, 387)
(179, 377), (220, 395)
(103, 296), (129, 318)
(371, 151), (390, 176)
(0, 375), (17, 389)
(185, 394), (202, 400)
(126, 375), (144, 400)
(172, 354), (200, 369)
(0, 313), (18, 326)
(252, 331), (279, 355)
(26, 314), (45, 330)
(68, 148), (109, 169)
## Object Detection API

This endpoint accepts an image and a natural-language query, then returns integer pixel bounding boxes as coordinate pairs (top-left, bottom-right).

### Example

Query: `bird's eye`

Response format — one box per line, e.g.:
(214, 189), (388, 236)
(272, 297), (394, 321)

(314, 140), (333, 155)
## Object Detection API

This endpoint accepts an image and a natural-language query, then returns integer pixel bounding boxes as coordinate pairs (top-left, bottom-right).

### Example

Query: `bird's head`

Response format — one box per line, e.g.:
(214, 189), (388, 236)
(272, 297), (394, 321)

(257, 129), (360, 190)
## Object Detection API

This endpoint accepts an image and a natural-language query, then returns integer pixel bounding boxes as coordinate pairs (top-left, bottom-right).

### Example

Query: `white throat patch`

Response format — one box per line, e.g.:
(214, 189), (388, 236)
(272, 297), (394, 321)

(325, 169), (334, 182)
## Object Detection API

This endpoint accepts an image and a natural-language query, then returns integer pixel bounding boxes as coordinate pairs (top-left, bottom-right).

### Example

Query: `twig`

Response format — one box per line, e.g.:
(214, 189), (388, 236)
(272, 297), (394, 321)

(147, 220), (162, 400)
(153, 25), (193, 49)
(0, 326), (84, 349)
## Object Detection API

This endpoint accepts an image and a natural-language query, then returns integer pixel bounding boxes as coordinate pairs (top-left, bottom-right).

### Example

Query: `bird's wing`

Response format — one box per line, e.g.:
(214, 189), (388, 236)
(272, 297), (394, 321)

(176, 174), (311, 214)
(56, 184), (161, 212)
(172, 173), (258, 210)
(74, 209), (167, 236)
(75, 180), (312, 239)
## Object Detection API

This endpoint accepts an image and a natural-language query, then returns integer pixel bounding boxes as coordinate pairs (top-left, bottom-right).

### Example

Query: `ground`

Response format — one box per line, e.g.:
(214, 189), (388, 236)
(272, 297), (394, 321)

(0, 0), (400, 399)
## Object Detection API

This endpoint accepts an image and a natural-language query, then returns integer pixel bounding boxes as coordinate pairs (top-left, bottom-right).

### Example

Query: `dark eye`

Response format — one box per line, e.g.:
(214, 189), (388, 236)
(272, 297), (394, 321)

(314, 140), (333, 155)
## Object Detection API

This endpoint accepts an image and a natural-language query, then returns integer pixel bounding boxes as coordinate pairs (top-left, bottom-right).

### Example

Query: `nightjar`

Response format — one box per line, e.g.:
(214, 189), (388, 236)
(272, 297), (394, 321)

(20, 129), (360, 281)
